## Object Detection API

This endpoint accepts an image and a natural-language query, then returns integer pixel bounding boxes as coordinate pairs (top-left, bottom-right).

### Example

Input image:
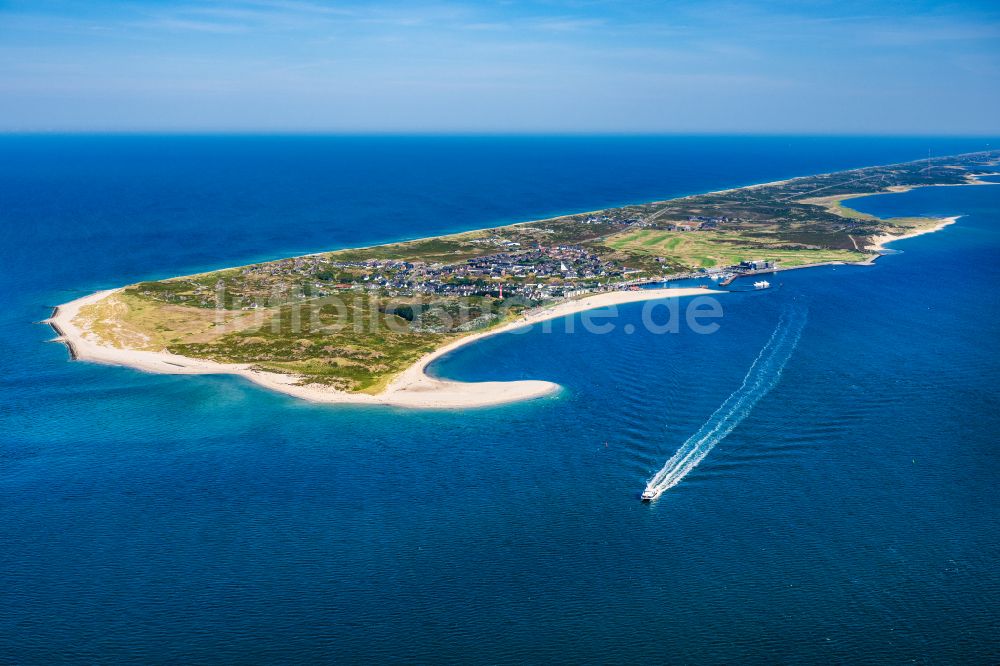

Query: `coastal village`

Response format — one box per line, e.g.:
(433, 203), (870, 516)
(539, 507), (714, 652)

(173, 239), (773, 312)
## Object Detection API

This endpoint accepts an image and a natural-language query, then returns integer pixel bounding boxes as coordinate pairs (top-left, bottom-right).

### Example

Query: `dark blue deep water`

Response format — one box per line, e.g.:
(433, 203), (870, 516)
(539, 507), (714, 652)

(2, 136), (998, 663)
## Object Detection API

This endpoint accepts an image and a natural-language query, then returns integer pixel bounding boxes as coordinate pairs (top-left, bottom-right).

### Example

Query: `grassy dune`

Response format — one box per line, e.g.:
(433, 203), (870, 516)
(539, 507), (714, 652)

(77, 290), (511, 393)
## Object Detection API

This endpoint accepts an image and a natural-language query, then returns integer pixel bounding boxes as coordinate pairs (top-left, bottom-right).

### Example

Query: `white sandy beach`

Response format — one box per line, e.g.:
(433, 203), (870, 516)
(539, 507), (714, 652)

(867, 215), (960, 253)
(49, 286), (721, 409)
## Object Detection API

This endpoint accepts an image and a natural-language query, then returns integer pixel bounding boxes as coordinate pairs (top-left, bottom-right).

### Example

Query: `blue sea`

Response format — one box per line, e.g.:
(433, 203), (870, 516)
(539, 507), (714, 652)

(2, 136), (999, 663)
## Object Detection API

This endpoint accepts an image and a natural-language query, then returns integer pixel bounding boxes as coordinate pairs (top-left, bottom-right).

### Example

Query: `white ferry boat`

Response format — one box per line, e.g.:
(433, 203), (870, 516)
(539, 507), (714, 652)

(753, 280), (770, 289)
(641, 487), (662, 502)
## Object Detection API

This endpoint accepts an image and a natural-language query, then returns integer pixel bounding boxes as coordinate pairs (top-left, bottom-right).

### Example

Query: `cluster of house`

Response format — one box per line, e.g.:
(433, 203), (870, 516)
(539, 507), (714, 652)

(468, 236), (523, 249)
(687, 215), (740, 224)
(582, 213), (642, 226)
(392, 245), (625, 299)
(223, 244), (627, 302)
(453, 246), (621, 281)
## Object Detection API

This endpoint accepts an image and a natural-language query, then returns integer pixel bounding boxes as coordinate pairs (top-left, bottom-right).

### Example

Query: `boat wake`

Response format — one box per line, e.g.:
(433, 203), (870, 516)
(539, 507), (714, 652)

(642, 307), (808, 500)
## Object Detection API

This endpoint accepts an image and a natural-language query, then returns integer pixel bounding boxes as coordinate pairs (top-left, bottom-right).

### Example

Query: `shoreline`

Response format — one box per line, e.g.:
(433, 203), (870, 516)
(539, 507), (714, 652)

(50, 287), (721, 409)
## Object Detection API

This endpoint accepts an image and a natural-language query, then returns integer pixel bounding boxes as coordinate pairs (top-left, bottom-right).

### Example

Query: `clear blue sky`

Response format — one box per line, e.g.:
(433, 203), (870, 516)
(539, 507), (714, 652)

(1, 0), (998, 133)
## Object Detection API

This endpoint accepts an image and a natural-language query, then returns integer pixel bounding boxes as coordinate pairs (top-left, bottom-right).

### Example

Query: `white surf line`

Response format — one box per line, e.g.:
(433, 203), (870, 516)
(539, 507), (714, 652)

(643, 308), (808, 499)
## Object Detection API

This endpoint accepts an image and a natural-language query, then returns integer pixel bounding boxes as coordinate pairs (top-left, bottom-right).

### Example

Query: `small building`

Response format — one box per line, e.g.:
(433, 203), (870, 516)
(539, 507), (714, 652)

(739, 259), (775, 271)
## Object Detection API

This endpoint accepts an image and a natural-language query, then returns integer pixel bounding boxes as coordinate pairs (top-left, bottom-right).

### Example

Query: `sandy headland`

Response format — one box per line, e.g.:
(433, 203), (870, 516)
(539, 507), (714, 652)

(869, 215), (960, 253)
(49, 287), (722, 409)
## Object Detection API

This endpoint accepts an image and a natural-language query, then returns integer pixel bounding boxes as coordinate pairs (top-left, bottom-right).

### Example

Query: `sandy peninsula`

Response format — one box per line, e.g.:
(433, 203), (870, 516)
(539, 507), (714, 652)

(868, 215), (960, 253)
(48, 155), (993, 409)
(50, 286), (722, 409)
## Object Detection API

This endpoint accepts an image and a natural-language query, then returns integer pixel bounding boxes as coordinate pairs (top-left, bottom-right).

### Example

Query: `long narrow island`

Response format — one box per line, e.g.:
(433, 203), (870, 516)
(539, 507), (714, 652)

(50, 151), (998, 408)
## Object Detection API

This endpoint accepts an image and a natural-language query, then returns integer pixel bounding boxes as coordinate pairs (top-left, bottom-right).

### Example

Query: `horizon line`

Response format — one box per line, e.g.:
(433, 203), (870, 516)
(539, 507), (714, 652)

(2, 130), (999, 140)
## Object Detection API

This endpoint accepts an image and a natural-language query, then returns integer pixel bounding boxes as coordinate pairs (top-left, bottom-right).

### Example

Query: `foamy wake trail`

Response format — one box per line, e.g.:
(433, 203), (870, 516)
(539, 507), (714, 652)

(645, 308), (808, 496)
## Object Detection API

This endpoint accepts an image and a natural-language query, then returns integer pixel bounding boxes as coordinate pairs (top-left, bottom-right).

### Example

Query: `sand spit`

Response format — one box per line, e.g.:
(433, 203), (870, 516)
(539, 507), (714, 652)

(50, 287), (721, 409)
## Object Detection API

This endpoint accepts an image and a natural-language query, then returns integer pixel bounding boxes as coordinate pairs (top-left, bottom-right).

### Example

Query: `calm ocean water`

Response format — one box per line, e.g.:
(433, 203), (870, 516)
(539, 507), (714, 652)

(1, 136), (998, 663)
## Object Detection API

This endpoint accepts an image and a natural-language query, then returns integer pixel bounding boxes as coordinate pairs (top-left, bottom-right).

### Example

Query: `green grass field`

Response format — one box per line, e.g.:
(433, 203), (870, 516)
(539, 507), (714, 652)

(602, 229), (867, 269)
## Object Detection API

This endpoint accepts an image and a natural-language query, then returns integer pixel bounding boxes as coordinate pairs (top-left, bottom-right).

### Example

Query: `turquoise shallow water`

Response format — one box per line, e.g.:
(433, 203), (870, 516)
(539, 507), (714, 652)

(1, 137), (999, 663)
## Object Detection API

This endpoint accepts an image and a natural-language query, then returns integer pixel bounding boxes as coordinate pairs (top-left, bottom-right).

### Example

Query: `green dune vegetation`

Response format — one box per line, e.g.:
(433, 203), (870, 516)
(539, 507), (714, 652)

(72, 151), (998, 393)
